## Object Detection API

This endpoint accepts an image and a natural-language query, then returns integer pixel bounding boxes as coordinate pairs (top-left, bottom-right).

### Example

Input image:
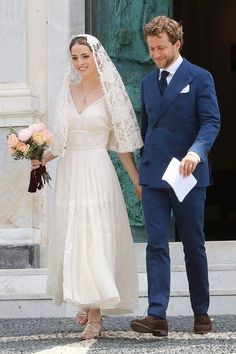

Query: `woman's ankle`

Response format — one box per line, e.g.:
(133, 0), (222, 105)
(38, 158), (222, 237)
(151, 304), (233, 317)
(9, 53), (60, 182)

(88, 308), (102, 322)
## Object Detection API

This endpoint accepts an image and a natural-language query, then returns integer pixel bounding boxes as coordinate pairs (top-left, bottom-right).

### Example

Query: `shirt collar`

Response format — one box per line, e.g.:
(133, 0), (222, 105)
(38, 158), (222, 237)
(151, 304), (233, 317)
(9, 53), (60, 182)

(160, 55), (183, 76)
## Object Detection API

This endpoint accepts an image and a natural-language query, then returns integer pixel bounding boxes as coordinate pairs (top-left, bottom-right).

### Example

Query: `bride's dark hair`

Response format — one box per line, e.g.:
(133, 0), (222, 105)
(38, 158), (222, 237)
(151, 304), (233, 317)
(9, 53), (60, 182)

(69, 36), (92, 52)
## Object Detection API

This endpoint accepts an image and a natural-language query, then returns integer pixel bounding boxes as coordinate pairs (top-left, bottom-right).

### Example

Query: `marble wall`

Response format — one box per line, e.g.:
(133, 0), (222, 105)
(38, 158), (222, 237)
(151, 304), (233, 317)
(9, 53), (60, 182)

(0, 0), (43, 241)
(0, 0), (26, 83)
(0, 0), (48, 261)
(0, 0), (85, 267)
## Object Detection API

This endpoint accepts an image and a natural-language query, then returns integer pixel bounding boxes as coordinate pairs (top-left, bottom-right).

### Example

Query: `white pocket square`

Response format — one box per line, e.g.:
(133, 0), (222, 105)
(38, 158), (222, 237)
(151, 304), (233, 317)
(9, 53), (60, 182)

(180, 84), (190, 93)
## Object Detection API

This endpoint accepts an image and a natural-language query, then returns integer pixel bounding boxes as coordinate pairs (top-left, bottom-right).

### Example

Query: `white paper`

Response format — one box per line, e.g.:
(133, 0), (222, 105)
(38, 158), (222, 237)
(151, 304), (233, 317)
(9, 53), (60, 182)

(162, 157), (197, 202)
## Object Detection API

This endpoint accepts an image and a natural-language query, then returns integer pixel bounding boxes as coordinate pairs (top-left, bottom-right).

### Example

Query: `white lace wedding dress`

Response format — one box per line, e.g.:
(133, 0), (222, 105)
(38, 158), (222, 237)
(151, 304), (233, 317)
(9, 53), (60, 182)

(47, 94), (139, 314)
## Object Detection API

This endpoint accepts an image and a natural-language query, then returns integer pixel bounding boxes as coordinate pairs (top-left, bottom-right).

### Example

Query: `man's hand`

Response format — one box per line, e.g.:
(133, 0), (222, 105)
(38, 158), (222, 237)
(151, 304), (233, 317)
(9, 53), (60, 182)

(179, 154), (199, 177)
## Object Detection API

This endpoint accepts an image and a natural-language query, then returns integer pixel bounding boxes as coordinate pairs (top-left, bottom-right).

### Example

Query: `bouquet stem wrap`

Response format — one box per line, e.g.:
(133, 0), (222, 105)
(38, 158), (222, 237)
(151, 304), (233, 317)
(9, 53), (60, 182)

(28, 165), (51, 193)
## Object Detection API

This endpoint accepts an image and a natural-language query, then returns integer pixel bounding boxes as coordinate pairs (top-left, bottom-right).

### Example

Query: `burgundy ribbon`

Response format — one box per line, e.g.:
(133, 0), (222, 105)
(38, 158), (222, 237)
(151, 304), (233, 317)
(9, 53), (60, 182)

(28, 165), (47, 193)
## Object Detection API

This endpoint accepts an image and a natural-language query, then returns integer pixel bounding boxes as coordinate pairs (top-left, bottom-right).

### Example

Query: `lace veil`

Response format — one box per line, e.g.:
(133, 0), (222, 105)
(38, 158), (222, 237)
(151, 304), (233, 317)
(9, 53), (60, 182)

(51, 34), (143, 157)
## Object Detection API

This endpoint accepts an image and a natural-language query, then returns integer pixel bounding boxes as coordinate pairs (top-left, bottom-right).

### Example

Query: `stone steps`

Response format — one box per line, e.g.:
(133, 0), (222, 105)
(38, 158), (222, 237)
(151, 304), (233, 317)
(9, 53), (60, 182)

(0, 241), (235, 318)
(0, 266), (235, 317)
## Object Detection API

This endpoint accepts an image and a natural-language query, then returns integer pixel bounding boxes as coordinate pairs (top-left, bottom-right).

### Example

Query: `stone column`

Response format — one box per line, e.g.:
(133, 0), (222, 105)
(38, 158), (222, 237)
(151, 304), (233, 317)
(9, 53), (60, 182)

(0, 0), (47, 268)
(0, 0), (85, 268)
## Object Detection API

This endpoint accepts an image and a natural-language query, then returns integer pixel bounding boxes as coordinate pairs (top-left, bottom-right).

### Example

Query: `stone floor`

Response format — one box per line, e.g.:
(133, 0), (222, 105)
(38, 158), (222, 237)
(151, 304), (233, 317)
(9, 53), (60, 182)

(0, 315), (236, 353)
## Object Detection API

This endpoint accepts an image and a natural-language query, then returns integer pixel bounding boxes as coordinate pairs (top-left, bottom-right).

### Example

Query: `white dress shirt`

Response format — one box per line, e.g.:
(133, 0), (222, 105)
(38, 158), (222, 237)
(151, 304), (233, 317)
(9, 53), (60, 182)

(159, 54), (183, 84)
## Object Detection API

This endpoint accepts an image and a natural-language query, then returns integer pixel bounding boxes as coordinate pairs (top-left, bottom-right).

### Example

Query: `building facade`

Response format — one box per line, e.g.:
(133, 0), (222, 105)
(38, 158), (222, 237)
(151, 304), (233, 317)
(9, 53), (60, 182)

(0, 0), (235, 317)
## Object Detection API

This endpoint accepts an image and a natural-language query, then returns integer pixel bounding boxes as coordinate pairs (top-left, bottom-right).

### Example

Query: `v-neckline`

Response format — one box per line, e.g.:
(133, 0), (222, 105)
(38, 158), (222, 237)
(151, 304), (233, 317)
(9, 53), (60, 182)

(69, 88), (104, 116)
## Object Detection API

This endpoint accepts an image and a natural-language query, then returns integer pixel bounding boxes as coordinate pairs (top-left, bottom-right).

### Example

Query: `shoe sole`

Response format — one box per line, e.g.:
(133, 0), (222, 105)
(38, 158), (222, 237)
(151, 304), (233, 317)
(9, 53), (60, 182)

(194, 329), (212, 335)
(130, 322), (168, 337)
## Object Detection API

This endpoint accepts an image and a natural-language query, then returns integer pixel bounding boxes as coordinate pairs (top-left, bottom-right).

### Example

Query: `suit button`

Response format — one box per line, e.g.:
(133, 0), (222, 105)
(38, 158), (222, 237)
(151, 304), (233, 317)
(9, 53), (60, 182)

(172, 143), (176, 148)
(170, 127), (176, 132)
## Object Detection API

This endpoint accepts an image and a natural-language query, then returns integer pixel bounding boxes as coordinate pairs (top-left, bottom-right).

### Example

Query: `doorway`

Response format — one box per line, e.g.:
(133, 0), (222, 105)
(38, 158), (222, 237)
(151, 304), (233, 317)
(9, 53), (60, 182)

(86, 0), (173, 242)
(174, 0), (236, 240)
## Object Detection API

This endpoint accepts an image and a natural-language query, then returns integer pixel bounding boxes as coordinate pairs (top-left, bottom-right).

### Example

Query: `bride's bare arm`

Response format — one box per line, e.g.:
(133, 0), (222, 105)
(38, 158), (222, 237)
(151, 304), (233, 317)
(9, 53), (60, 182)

(117, 152), (142, 200)
(31, 152), (57, 170)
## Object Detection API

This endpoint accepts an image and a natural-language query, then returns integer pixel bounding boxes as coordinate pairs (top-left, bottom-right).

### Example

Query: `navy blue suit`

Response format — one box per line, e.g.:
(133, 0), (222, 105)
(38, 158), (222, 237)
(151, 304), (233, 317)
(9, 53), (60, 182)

(139, 58), (220, 318)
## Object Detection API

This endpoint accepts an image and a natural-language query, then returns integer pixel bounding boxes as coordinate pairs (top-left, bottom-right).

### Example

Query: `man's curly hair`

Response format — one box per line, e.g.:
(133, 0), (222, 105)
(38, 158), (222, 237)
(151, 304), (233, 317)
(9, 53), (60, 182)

(143, 16), (184, 49)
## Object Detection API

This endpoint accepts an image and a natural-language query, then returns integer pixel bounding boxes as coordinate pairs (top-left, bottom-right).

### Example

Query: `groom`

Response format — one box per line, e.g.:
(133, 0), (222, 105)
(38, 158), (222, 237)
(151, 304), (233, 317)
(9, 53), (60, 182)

(131, 16), (220, 336)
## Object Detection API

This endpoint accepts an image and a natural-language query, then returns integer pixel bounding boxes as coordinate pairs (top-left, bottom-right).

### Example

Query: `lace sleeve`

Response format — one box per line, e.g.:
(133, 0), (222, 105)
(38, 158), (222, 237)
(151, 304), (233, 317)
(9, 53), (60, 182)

(108, 85), (143, 152)
(92, 39), (143, 153)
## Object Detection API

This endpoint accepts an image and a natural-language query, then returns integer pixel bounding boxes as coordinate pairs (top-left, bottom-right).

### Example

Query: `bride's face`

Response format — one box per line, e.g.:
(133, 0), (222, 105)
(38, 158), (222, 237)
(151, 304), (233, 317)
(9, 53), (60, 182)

(71, 43), (97, 78)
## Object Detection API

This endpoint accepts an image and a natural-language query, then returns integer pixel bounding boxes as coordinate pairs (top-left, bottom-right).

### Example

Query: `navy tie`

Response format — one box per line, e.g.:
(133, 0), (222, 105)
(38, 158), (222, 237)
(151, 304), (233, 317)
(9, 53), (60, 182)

(159, 70), (169, 95)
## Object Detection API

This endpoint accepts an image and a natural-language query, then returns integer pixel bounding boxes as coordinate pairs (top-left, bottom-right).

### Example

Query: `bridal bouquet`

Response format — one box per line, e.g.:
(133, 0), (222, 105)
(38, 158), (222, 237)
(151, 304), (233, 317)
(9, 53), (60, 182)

(7, 123), (52, 193)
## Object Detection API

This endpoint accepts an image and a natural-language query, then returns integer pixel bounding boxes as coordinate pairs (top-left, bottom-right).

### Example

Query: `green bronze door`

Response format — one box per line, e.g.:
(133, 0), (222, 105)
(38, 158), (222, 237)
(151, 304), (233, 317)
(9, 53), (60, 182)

(86, 0), (173, 242)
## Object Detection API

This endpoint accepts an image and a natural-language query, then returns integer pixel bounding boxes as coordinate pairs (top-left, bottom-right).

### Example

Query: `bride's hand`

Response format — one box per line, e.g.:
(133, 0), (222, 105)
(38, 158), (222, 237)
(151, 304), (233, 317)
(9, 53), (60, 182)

(31, 159), (43, 170)
(135, 184), (142, 200)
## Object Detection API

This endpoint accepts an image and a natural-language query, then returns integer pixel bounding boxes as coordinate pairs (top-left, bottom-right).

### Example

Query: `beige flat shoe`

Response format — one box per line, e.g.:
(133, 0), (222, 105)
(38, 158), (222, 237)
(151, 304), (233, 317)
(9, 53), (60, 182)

(79, 320), (102, 340)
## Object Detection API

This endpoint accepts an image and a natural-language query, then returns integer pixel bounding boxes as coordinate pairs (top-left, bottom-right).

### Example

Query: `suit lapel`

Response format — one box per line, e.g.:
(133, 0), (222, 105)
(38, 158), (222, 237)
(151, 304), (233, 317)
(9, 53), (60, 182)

(149, 69), (162, 103)
(152, 59), (194, 128)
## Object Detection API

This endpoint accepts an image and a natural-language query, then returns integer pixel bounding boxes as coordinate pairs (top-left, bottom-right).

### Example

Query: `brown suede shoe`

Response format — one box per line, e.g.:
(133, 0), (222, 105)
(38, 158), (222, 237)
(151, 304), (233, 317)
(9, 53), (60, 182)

(194, 314), (212, 334)
(130, 315), (168, 337)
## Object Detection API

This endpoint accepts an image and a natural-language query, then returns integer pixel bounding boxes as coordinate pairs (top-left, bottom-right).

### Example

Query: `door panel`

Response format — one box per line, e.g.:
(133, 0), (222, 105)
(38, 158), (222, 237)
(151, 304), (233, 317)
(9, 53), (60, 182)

(87, 0), (173, 240)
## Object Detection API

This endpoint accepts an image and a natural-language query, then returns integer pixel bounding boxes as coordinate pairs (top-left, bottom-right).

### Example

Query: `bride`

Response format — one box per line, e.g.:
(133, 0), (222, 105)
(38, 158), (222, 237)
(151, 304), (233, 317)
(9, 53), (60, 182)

(31, 34), (143, 340)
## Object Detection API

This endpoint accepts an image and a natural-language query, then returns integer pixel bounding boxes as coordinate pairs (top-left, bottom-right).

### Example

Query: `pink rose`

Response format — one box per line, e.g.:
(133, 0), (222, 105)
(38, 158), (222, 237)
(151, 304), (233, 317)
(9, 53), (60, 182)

(18, 128), (32, 142)
(8, 133), (19, 148)
(16, 141), (29, 154)
(30, 123), (46, 133)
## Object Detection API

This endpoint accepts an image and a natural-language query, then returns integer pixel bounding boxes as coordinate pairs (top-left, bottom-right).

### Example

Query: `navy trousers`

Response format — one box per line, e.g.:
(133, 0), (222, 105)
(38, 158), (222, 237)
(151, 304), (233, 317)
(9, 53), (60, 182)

(142, 186), (209, 319)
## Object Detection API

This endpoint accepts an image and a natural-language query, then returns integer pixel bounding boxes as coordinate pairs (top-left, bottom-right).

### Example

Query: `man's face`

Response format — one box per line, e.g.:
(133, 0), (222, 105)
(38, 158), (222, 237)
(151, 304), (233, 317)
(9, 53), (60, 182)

(146, 32), (180, 69)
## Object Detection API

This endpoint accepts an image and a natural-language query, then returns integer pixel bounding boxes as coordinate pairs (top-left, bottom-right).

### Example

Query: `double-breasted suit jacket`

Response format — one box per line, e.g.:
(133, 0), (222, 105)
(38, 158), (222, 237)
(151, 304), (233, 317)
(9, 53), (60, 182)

(139, 58), (221, 188)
